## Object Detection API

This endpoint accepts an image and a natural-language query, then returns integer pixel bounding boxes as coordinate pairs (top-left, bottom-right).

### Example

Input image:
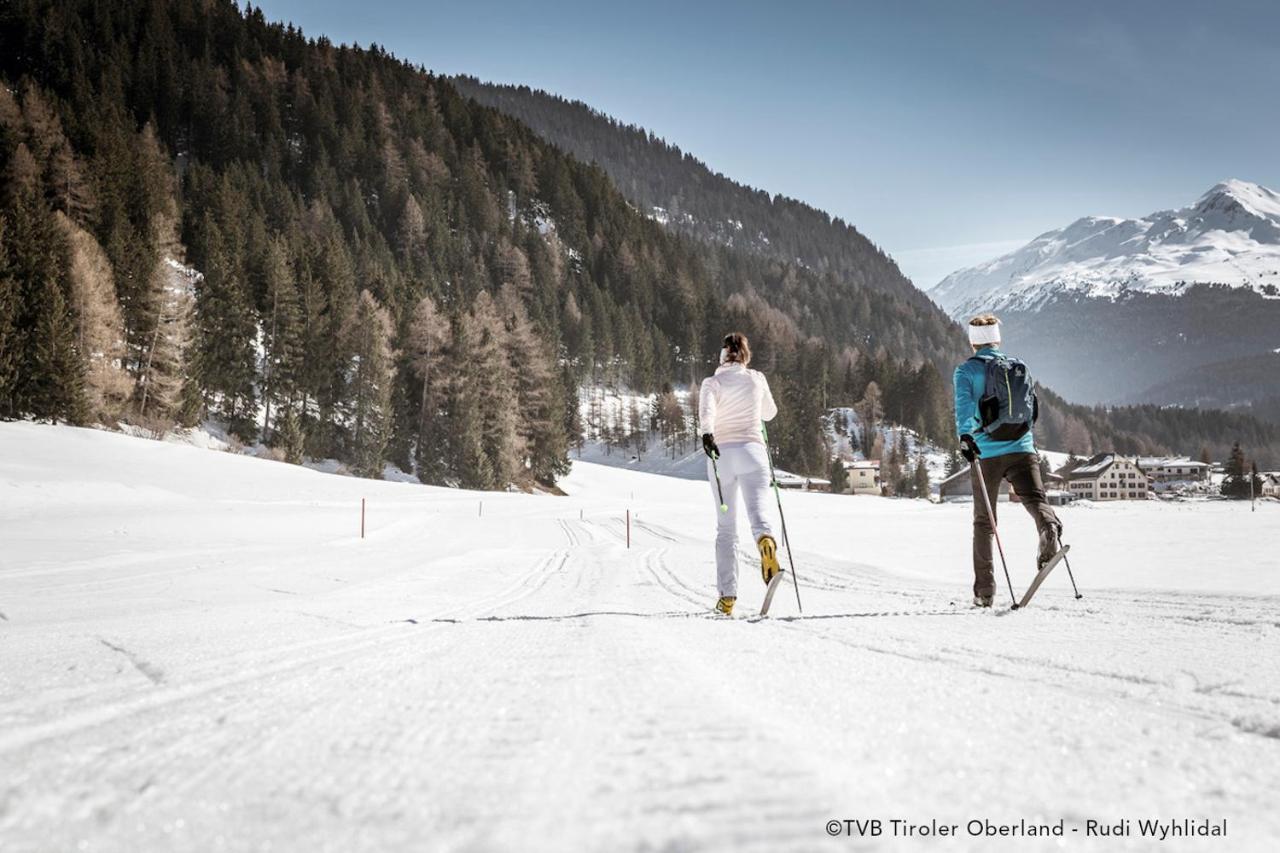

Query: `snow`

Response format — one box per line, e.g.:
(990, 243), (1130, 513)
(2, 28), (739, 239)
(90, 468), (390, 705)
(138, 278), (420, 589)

(3, 421), (1280, 850)
(932, 179), (1280, 316)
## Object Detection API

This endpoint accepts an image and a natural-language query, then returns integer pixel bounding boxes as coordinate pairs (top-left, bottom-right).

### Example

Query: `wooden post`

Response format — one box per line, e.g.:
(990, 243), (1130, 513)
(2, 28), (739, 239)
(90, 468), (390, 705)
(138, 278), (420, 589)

(626, 509), (630, 549)
(361, 498), (366, 539)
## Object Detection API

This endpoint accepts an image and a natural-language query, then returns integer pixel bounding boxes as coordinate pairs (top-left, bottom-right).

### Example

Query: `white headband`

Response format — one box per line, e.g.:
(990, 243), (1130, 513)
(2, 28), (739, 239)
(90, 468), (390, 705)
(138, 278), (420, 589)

(968, 322), (1001, 346)
(719, 347), (729, 364)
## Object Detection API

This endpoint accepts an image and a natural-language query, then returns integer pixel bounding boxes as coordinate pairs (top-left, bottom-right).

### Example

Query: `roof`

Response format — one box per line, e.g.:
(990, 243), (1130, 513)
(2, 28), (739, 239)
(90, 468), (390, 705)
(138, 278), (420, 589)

(845, 459), (880, 470)
(1057, 453), (1115, 479)
(1137, 457), (1211, 470)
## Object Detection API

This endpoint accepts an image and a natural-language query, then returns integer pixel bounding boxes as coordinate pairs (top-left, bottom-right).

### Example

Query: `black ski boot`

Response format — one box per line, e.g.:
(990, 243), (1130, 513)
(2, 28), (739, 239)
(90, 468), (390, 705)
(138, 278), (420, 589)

(973, 594), (993, 608)
(1037, 523), (1063, 571)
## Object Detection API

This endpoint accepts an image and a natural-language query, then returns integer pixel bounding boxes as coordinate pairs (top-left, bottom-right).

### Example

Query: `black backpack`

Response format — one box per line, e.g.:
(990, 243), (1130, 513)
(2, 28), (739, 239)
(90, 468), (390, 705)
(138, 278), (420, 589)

(971, 352), (1038, 441)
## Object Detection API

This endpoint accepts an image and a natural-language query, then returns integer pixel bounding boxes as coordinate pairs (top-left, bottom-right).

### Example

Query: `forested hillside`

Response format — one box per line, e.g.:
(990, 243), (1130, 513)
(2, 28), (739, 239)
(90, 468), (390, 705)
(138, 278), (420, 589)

(1, 1), (1275, 484)
(452, 77), (963, 365)
(0, 0), (972, 481)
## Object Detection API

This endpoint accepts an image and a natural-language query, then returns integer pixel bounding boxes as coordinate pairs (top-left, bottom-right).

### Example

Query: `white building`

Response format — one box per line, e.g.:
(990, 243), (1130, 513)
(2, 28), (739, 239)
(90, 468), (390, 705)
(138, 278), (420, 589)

(1262, 473), (1280, 499)
(1137, 457), (1212, 491)
(842, 460), (882, 495)
(1058, 454), (1149, 501)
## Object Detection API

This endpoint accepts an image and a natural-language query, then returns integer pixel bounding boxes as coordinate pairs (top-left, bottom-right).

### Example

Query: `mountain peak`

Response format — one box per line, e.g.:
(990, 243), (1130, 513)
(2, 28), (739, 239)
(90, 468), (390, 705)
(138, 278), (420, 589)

(1196, 179), (1280, 222)
(931, 180), (1280, 316)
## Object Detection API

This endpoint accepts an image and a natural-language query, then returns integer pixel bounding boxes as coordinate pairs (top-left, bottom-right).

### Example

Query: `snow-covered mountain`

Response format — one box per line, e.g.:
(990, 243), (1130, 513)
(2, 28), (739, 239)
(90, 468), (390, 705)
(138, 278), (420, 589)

(929, 180), (1280, 411)
(932, 180), (1280, 315)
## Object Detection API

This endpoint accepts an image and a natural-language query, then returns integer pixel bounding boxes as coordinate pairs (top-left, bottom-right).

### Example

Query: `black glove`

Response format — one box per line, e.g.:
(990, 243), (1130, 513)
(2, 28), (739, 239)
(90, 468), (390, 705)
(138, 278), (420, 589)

(959, 434), (981, 463)
(702, 433), (720, 459)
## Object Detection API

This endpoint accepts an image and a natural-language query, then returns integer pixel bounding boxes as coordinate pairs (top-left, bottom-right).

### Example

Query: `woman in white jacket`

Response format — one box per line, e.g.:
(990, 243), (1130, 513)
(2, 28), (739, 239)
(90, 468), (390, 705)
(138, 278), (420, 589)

(698, 332), (780, 616)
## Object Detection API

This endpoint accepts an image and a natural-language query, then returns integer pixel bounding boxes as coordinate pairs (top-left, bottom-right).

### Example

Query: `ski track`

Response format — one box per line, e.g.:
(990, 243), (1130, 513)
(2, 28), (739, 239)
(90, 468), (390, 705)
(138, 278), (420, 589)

(2, 427), (1279, 850)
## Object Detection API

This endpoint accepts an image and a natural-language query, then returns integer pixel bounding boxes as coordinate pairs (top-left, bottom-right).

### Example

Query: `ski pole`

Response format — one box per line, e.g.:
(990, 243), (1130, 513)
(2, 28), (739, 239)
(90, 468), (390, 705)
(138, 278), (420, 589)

(710, 453), (728, 513)
(761, 422), (803, 613)
(1061, 548), (1083, 600)
(971, 458), (1018, 608)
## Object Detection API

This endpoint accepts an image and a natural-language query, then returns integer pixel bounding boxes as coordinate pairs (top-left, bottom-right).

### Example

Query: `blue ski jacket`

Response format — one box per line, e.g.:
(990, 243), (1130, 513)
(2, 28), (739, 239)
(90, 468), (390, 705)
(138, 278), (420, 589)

(953, 347), (1037, 460)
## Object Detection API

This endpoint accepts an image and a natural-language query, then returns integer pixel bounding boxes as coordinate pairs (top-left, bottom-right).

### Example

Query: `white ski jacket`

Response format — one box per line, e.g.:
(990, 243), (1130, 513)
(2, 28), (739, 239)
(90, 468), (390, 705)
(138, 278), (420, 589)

(698, 363), (778, 446)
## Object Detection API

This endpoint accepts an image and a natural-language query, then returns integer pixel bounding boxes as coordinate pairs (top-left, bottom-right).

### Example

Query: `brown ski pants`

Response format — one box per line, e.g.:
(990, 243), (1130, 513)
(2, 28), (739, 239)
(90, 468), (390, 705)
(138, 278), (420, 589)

(970, 453), (1060, 598)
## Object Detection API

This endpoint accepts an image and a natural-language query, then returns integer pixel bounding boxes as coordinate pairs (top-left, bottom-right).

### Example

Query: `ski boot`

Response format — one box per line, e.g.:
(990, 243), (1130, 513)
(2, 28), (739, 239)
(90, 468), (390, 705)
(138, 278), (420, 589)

(758, 535), (781, 585)
(973, 594), (993, 608)
(1037, 523), (1063, 570)
(714, 596), (736, 616)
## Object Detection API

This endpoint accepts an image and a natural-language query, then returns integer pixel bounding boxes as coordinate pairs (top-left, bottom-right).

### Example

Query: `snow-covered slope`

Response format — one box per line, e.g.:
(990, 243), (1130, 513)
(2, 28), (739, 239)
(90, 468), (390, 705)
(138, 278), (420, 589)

(932, 179), (1280, 316)
(4, 422), (1280, 850)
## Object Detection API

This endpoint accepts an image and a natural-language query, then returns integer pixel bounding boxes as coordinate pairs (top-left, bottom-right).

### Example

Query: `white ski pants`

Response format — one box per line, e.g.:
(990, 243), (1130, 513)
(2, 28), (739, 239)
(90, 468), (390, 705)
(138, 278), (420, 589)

(707, 442), (775, 598)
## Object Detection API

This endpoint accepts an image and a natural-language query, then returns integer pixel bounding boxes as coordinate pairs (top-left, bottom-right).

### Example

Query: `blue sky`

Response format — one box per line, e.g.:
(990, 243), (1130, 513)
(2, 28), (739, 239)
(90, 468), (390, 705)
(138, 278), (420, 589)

(253, 0), (1280, 289)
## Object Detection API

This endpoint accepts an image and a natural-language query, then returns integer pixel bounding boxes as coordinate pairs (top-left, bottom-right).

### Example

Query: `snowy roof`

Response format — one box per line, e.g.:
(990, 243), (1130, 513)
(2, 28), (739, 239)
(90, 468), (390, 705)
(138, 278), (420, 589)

(1058, 453), (1116, 479)
(846, 460), (880, 469)
(1137, 457), (1211, 469)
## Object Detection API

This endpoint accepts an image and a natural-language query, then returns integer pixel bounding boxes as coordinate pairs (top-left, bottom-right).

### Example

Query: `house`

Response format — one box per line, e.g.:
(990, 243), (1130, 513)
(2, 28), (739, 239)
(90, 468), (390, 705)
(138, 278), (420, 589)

(1262, 473), (1280, 499)
(937, 464), (1074, 505)
(1137, 456), (1212, 490)
(1057, 454), (1149, 501)
(842, 460), (881, 495)
(937, 465), (1010, 502)
(775, 473), (831, 492)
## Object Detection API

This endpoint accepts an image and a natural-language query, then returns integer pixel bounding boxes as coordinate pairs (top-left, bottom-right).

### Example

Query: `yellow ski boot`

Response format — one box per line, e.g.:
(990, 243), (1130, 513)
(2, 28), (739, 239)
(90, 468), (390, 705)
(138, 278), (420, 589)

(714, 596), (736, 616)
(758, 535), (781, 585)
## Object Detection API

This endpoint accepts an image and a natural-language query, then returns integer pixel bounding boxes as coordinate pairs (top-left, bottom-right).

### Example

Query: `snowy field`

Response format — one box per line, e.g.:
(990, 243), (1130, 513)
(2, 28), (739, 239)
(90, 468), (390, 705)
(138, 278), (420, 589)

(2, 422), (1279, 851)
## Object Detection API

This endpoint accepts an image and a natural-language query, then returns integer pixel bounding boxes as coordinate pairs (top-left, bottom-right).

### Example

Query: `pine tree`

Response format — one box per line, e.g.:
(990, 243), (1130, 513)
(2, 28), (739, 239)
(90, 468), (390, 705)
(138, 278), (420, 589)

(0, 215), (19, 414)
(856, 381), (884, 458)
(191, 215), (258, 439)
(1221, 442), (1248, 499)
(466, 291), (520, 487)
(30, 275), (88, 424)
(3, 174), (89, 422)
(309, 234), (358, 458)
(498, 284), (569, 483)
(276, 404), (306, 465)
(882, 430), (903, 497)
(829, 457), (849, 494)
(406, 294), (451, 481)
(136, 234), (195, 426)
(260, 236), (303, 441)
(913, 453), (931, 499)
(59, 214), (132, 420)
(445, 314), (489, 488)
(345, 290), (395, 478)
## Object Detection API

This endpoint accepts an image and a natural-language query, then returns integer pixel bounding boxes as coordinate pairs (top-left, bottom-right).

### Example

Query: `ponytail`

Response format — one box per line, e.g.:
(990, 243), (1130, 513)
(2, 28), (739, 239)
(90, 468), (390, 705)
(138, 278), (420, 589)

(721, 332), (751, 366)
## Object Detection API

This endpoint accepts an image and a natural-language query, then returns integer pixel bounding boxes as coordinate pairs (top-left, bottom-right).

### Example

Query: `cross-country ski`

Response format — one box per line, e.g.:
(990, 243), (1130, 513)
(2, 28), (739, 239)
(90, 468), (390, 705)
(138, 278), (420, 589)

(758, 570), (787, 617)
(1018, 545), (1072, 608)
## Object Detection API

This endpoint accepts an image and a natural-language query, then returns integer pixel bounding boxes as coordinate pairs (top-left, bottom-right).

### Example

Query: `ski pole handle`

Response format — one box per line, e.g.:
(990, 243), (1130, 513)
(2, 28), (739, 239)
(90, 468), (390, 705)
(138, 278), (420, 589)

(711, 454), (728, 512)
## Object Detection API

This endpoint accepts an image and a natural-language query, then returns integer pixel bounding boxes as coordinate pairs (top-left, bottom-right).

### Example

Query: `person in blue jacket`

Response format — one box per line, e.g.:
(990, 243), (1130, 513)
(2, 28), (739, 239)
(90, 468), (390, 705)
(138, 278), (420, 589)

(954, 314), (1061, 607)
